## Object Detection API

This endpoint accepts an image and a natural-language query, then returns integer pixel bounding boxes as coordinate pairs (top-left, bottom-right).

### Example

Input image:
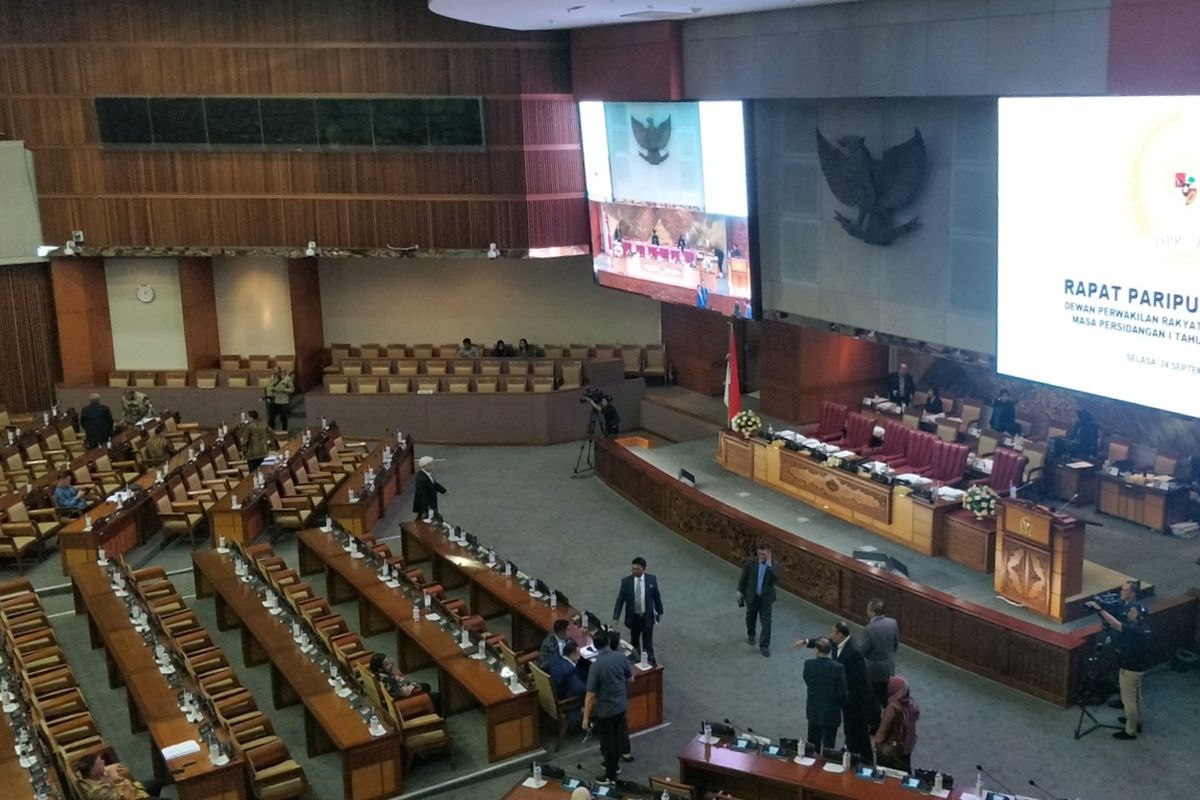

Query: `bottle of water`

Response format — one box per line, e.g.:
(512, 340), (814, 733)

(975, 772), (984, 798)
(532, 761), (542, 785)
(842, 749), (851, 771)
(549, 591), (557, 610)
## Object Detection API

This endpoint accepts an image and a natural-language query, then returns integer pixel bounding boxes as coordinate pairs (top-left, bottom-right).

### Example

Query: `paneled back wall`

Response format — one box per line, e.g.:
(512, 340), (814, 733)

(0, 0), (586, 250)
(0, 263), (59, 412)
(318, 256), (662, 348)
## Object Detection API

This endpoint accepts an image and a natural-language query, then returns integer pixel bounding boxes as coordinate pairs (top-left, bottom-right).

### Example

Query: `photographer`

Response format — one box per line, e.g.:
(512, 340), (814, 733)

(1085, 598), (1150, 740)
(584, 390), (620, 437)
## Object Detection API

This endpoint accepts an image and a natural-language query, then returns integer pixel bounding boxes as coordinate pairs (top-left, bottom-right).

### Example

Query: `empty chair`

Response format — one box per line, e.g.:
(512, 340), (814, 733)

(1107, 436), (1132, 465)
(449, 360), (475, 375)
(353, 377), (380, 394)
(330, 343), (352, 364)
(219, 355), (242, 371)
(385, 344), (408, 358)
(326, 376), (349, 395)
(541, 344), (567, 358)
(505, 377), (528, 393)
(830, 412), (873, 453)
(975, 428), (1001, 458)
(275, 356), (295, 373)
(593, 343), (617, 359)
(163, 371), (187, 388)
(416, 377), (440, 394)
(620, 345), (643, 376)
(567, 344), (590, 360)
(649, 778), (697, 800)
(935, 419), (959, 444)
(509, 359), (532, 376)
(970, 447), (1028, 495)
(532, 360), (555, 377)
(340, 359), (364, 376)
(902, 405), (922, 429)
(385, 377), (411, 394)
(107, 371), (130, 387)
(369, 360), (392, 376)
(412, 343), (435, 359)
(395, 360), (419, 376)
(446, 377), (471, 394)
(478, 360), (502, 375)
(425, 360), (448, 376)
(927, 441), (969, 488)
(227, 372), (250, 388)
(438, 343), (461, 358)
(1154, 452), (1179, 476)
(474, 377), (498, 394)
(133, 371), (156, 388)
(359, 343), (382, 359)
(531, 376), (554, 393)
(559, 360), (582, 390)
(886, 430), (937, 475)
(243, 737), (309, 799)
(196, 370), (219, 389)
(247, 354), (271, 370)
(814, 401), (849, 441)
(643, 345), (666, 380)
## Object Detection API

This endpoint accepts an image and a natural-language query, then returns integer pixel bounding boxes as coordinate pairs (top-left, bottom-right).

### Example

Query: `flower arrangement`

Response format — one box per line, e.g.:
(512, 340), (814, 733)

(731, 410), (763, 438)
(962, 484), (999, 518)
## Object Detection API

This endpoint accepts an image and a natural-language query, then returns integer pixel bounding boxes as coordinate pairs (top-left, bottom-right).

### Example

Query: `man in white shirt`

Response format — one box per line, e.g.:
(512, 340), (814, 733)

(611, 556), (663, 665)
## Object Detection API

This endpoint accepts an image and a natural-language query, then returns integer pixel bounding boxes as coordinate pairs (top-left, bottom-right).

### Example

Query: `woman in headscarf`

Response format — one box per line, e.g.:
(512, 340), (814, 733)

(872, 675), (919, 771)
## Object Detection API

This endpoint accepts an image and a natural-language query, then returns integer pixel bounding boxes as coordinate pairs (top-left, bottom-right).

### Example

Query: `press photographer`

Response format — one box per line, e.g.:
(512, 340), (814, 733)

(1084, 596), (1150, 741)
(583, 388), (620, 437)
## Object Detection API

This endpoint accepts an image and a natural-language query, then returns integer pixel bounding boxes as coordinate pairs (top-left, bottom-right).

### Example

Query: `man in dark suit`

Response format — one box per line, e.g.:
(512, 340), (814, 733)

(736, 544), (780, 657)
(611, 557), (663, 665)
(802, 638), (847, 751)
(861, 598), (900, 718)
(548, 639), (588, 700)
(794, 621), (873, 760)
(886, 362), (915, 406)
(412, 456), (446, 520)
(79, 393), (114, 449)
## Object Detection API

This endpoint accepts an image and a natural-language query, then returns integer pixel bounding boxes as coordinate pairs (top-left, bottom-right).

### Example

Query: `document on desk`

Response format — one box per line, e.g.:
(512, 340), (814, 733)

(1067, 461), (1094, 469)
(161, 740), (200, 761)
(580, 644), (598, 659)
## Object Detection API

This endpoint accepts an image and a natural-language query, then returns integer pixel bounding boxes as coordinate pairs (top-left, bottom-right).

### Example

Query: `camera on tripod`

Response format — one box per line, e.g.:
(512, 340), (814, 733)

(580, 388), (612, 405)
(1091, 590), (1122, 631)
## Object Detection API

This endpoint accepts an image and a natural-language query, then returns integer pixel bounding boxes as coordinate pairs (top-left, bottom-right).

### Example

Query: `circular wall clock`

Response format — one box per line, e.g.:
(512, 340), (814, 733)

(136, 283), (156, 303)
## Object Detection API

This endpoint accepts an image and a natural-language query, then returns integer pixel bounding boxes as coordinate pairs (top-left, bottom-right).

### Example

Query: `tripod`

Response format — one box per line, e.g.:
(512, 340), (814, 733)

(1073, 640), (1121, 740)
(572, 410), (600, 476)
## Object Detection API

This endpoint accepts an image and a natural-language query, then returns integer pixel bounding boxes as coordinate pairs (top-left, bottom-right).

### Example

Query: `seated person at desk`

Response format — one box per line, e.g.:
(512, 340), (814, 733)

(121, 388), (154, 426)
(1064, 408), (1099, 459)
(140, 432), (174, 469)
(494, 339), (510, 357)
(370, 653), (432, 699)
(886, 363), (915, 406)
(516, 338), (535, 357)
(924, 387), (943, 415)
(540, 618), (571, 668)
(76, 753), (164, 800)
(457, 338), (480, 358)
(52, 471), (90, 514)
(990, 389), (1021, 435)
(550, 639), (588, 700)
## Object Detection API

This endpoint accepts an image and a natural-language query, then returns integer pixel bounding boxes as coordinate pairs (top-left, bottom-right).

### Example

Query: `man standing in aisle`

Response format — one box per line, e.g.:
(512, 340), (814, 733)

(1086, 598), (1150, 740)
(802, 637), (847, 751)
(793, 621), (874, 761)
(861, 598), (900, 716)
(80, 393), (114, 448)
(582, 630), (633, 786)
(612, 557), (663, 666)
(413, 456), (447, 521)
(238, 409), (272, 470)
(264, 366), (295, 432)
(737, 544), (780, 657)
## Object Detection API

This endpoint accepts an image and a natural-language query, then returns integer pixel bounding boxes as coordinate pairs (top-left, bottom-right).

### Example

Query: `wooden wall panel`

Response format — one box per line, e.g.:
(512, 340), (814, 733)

(0, 263), (60, 412)
(49, 257), (112, 387)
(287, 257), (324, 391)
(759, 321), (888, 425)
(177, 257), (220, 380)
(0, 0), (585, 251)
(571, 21), (684, 101)
(660, 304), (743, 396)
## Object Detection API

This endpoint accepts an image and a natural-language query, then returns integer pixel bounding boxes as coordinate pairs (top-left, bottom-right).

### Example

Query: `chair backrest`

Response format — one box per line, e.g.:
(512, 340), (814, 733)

(369, 360), (392, 376)
(164, 371), (187, 388)
(528, 663), (560, 719)
(385, 344), (407, 358)
(196, 370), (218, 389)
(912, 389), (929, 408)
(219, 355), (242, 371)
(988, 447), (1028, 494)
(903, 431), (936, 470)
(247, 354), (270, 370)
(560, 360), (582, 389)
(327, 376), (349, 395)
(935, 419), (959, 443)
(977, 428), (1000, 457)
(227, 372), (249, 388)
(930, 441), (968, 483)
(107, 371), (129, 387)
(567, 344), (590, 360)
(359, 343), (382, 359)
(330, 343), (352, 363)
(902, 405), (921, 428)
(438, 343), (461, 358)
(505, 377), (528, 393)
(426, 360), (448, 376)
(412, 343), (435, 359)
(354, 377), (379, 394)
(532, 360), (555, 377)
(959, 399), (982, 427)
(1046, 419), (1070, 440)
(1154, 452), (1178, 476)
(479, 360), (501, 375)
(878, 420), (908, 458)
(817, 401), (848, 438)
(644, 344), (665, 372)
(1107, 436), (1132, 463)
(532, 376), (554, 393)
(386, 377), (411, 394)
(416, 377), (440, 393)
(134, 371), (156, 388)
(621, 346), (643, 373)
(1023, 443), (1047, 481)
(341, 359), (363, 376)
(844, 412), (873, 450)
(474, 377), (498, 393)
(395, 360), (419, 375)
(448, 377), (471, 394)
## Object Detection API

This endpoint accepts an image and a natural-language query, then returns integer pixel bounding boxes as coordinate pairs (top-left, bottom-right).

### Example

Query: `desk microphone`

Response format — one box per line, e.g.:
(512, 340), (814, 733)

(1029, 778), (1069, 800)
(975, 764), (1014, 797)
(573, 763), (600, 788)
(723, 718), (765, 745)
(1057, 493), (1078, 513)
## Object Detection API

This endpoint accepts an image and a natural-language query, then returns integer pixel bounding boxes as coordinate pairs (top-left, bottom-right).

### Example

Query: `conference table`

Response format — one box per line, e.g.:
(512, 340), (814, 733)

(326, 439), (413, 537)
(498, 775), (574, 799)
(71, 563), (247, 800)
(1096, 471), (1189, 532)
(678, 737), (970, 800)
(294, 529), (542, 762)
(191, 549), (403, 800)
(397, 519), (665, 733)
(0, 681), (66, 800)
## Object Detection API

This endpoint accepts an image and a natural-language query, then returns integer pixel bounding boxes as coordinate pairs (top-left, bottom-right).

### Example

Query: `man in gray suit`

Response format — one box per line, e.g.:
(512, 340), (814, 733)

(802, 637), (847, 751)
(736, 544), (780, 657)
(860, 597), (899, 717)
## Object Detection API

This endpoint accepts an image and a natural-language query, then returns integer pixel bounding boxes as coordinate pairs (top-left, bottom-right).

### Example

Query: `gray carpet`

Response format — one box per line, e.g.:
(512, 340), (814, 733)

(22, 440), (1200, 799)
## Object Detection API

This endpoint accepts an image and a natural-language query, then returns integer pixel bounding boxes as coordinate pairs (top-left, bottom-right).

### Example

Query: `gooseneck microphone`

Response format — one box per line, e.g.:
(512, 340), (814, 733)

(975, 764), (1015, 796)
(1029, 778), (1069, 800)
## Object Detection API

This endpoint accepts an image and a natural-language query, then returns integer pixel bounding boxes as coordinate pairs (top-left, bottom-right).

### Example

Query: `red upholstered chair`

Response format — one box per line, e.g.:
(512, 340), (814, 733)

(870, 420), (909, 463)
(928, 442), (969, 488)
(830, 412), (874, 453)
(888, 431), (937, 474)
(970, 447), (1028, 495)
(815, 402), (849, 441)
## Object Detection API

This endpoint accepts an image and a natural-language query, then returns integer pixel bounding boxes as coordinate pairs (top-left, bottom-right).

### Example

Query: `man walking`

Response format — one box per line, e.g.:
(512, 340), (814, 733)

(412, 456), (446, 521)
(612, 557), (663, 665)
(238, 410), (272, 470)
(861, 597), (899, 714)
(802, 638), (846, 751)
(737, 544), (780, 656)
(264, 367), (295, 432)
(582, 630), (633, 786)
(79, 393), (114, 449)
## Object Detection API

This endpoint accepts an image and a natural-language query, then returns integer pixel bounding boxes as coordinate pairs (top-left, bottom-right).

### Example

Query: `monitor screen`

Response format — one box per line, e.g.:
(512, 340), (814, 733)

(579, 100), (758, 319)
(998, 96), (1200, 417)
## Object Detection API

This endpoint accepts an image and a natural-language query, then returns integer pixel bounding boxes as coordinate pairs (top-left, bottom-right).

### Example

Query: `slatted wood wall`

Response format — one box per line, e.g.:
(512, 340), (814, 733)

(0, 263), (61, 412)
(0, 0), (586, 250)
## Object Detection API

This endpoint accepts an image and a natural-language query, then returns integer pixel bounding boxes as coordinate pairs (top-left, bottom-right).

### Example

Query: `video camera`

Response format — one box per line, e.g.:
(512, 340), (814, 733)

(581, 387), (613, 405)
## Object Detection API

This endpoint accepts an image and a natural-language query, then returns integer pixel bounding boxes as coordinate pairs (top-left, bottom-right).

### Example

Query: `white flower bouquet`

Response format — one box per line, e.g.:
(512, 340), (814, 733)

(962, 484), (999, 518)
(731, 410), (763, 438)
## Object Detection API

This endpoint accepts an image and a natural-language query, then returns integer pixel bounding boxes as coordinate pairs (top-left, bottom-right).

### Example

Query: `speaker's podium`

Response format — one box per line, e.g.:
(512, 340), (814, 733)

(995, 499), (1085, 621)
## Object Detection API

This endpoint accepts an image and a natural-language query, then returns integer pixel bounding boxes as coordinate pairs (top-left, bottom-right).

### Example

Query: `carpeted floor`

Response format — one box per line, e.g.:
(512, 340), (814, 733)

(27, 438), (1200, 799)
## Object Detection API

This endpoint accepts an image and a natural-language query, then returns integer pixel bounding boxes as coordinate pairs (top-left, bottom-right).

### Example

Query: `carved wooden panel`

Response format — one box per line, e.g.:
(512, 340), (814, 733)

(718, 433), (753, 478)
(999, 537), (1051, 616)
(778, 450), (891, 524)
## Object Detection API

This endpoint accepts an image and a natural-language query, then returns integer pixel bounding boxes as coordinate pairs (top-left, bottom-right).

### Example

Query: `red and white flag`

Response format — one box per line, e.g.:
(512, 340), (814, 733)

(724, 324), (741, 426)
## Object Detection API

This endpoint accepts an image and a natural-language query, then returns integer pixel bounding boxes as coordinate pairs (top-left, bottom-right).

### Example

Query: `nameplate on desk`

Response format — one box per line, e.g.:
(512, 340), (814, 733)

(855, 766), (885, 781)
(560, 777), (586, 790)
(900, 776), (930, 792)
(760, 744), (793, 760)
(729, 737), (758, 753)
(793, 755), (816, 766)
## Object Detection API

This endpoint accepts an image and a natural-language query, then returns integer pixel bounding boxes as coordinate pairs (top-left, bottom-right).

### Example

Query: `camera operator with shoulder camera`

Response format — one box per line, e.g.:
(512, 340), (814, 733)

(1085, 596), (1150, 740)
(583, 389), (620, 437)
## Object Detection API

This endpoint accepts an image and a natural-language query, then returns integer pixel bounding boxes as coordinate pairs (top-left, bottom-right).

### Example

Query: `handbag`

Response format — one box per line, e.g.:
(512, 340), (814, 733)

(876, 739), (903, 763)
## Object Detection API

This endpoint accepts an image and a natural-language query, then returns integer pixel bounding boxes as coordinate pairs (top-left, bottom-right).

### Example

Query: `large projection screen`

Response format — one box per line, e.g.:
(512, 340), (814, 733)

(998, 96), (1200, 417)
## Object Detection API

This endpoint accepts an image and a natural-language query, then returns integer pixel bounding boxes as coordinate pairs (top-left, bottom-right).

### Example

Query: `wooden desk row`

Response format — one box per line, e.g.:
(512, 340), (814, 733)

(294, 529), (541, 763)
(71, 563), (247, 800)
(396, 520), (665, 733)
(191, 549), (403, 800)
(327, 438), (414, 538)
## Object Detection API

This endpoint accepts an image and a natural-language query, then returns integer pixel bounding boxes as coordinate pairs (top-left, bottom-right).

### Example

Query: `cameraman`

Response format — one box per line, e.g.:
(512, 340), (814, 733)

(1085, 598), (1150, 740)
(585, 392), (620, 437)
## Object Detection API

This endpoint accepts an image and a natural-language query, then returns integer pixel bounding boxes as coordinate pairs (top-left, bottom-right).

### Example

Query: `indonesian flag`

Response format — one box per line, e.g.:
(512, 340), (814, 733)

(724, 324), (741, 426)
